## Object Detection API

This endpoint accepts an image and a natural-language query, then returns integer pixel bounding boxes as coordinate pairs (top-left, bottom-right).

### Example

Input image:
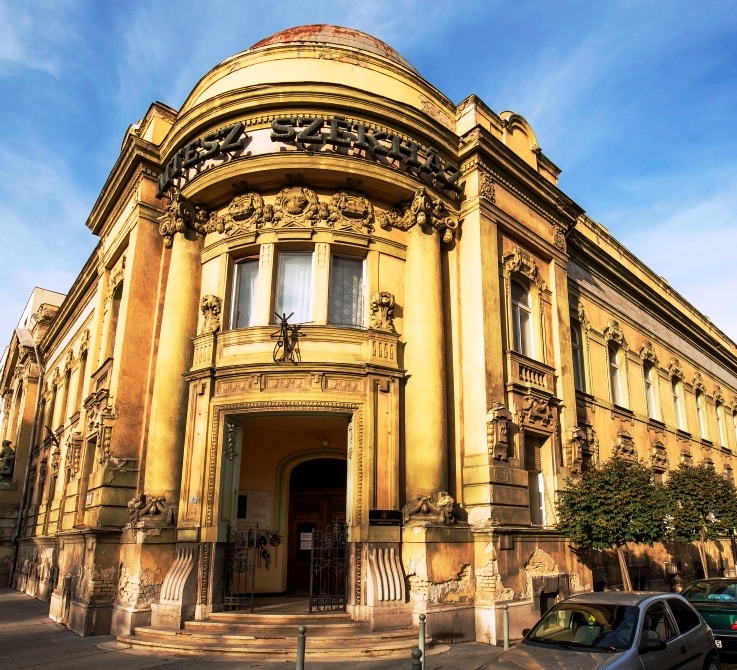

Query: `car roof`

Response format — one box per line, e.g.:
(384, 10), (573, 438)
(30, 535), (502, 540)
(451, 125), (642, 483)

(565, 591), (677, 606)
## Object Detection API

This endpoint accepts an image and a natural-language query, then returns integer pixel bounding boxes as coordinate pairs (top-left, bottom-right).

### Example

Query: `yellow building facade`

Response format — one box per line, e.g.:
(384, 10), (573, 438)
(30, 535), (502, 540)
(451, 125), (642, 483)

(3, 25), (737, 644)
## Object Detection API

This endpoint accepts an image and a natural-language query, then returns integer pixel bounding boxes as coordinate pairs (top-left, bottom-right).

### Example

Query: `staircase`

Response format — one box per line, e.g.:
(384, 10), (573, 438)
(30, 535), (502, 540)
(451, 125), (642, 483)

(117, 610), (432, 658)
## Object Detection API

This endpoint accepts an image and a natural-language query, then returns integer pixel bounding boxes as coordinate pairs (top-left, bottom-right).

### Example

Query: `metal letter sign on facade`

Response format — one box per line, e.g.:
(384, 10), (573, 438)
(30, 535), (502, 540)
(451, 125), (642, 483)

(309, 522), (348, 612)
(272, 312), (306, 364)
(155, 113), (461, 199)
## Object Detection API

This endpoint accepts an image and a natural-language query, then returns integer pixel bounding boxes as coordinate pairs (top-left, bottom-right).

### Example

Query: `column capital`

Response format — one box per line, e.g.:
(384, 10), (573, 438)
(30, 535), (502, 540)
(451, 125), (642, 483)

(158, 192), (211, 248)
(378, 187), (459, 243)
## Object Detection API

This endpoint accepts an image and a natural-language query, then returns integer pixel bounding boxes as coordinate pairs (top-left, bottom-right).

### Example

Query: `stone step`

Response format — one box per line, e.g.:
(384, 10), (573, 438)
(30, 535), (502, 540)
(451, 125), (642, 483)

(132, 625), (428, 646)
(117, 629), (432, 658)
(183, 619), (369, 633)
(206, 611), (351, 624)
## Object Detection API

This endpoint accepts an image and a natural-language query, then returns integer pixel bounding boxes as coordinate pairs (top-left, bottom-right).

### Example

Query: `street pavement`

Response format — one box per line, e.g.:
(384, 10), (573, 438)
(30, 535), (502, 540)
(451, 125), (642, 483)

(0, 588), (503, 670)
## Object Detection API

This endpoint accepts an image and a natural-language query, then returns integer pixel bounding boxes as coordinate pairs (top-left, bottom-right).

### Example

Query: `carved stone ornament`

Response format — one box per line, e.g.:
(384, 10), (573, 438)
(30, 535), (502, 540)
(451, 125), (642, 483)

(200, 295), (222, 334)
(487, 402), (513, 461)
(65, 432), (82, 477)
(63, 349), (75, 374)
(224, 421), (237, 461)
(650, 441), (668, 472)
(680, 449), (693, 466)
(713, 385), (725, 405)
(503, 246), (546, 289)
(519, 392), (553, 428)
(703, 457), (715, 471)
(639, 340), (659, 366)
(724, 465), (734, 482)
(553, 223), (567, 253)
(79, 329), (90, 356)
(669, 358), (684, 380)
(368, 292), (396, 333)
(158, 192), (210, 248)
(107, 256), (126, 301)
(211, 191), (264, 235)
(566, 426), (598, 475)
(127, 493), (176, 526)
(614, 429), (636, 461)
(328, 190), (374, 232)
(403, 491), (456, 525)
(378, 187), (459, 243)
(0, 440), (15, 480)
(272, 185), (320, 228)
(603, 320), (626, 348)
(479, 168), (495, 202)
(693, 373), (706, 393)
(577, 302), (590, 330)
(50, 439), (61, 475)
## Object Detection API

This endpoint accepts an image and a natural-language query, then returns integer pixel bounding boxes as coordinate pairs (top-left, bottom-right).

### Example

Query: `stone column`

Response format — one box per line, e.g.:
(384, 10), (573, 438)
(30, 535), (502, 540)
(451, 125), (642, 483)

(385, 189), (458, 512)
(404, 223), (446, 502)
(144, 196), (203, 505)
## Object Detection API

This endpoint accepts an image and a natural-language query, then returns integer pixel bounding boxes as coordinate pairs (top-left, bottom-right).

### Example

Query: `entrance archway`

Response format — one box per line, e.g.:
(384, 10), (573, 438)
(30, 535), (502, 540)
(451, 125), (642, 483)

(287, 458), (347, 594)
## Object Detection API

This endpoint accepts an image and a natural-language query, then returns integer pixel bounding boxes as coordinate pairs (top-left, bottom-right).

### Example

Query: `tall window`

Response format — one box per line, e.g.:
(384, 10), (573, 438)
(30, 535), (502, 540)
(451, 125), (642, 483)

(511, 280), (533, 358)
(696, 391), (709, 440)
(571, 321), (585, 392)
(716, 402), (727, 448)
(608, 343), (626, 407)
(733, 411), (737, 449)
(328, 255), (364, 326)
(525, 434), (546, 526)
(231, 258), (259, 329)
(643, 363), (659, 420)
(672, 379), (687, 431)
(60, 370), (71, 425)
(106, 283), (123, 359)
(74, 353), (88, 410)
(275, 252), (313, 324)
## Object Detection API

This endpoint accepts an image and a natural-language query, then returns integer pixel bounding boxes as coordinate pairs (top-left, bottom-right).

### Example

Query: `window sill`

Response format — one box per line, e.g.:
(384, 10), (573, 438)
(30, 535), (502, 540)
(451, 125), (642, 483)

(676, 429), (692, 439)
(700, 438), (714, 448)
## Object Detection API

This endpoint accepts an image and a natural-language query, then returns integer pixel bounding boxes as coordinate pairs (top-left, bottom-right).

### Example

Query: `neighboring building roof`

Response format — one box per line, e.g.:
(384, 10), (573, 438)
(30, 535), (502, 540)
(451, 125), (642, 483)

(249, 24), (420, 74)
(16, 287), (66, 331)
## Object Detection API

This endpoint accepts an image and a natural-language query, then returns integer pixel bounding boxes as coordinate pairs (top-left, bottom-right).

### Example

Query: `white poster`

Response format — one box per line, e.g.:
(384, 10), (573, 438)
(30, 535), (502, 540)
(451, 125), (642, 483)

(241, 490), (271, 528)
(300, 532), (313, 551)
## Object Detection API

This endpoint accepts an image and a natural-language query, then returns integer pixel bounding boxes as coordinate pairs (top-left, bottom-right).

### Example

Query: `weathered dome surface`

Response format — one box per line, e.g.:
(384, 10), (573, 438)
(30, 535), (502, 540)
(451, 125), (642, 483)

(249, 24), (419, 74)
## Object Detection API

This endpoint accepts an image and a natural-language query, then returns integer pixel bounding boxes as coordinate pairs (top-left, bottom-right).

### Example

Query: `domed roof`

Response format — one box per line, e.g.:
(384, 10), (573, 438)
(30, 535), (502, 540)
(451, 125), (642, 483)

(249, 25), (419, 74)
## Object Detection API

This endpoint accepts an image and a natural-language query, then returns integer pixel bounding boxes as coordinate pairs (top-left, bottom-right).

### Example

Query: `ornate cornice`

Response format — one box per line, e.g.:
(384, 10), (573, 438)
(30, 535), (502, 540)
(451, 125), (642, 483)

(503, 246), (546, 290)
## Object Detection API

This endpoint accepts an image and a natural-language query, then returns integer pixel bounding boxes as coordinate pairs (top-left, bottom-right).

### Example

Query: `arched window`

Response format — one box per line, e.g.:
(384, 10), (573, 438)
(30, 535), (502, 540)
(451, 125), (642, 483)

(608, 343), (626, 407)
(696, 390), (709, 440)
(571, 321), (585, 392)
(643, 363), (659, 420)
(672, 378), (687, 431)
(511, 280), (533, 358)
(716, 402), (727, 448)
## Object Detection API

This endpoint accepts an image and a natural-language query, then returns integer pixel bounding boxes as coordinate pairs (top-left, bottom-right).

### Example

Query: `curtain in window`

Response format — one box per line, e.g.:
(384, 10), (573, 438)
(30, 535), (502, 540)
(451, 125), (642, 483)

(608, 344), (623, 406)
(511, 280), (533, 357)
(275, 252), (313, 323)
(232, 259), (259, 328)
(329, 256), (363, 326)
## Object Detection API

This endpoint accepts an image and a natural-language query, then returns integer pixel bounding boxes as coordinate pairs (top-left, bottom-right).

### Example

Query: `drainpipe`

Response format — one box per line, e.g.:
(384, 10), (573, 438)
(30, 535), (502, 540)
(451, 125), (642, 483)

(10, 336), (44, 584)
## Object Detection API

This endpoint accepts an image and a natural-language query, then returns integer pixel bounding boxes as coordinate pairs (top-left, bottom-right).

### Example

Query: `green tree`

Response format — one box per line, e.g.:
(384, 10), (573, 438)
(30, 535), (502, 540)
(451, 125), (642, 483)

(556, 455), (668, 591)
(665, 463), (737, 578)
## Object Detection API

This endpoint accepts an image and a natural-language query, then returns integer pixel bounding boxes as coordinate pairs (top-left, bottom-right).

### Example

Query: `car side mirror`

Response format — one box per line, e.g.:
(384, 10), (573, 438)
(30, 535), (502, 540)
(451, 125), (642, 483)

(638, 638), (667, 654)
(521, 628), (531, 637)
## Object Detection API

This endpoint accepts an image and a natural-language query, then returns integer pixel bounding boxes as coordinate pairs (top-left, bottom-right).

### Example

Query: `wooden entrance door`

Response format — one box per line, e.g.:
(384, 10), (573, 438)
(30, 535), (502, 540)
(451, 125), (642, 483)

(287, 492), (345, 594)
(286, 458), (347, 595)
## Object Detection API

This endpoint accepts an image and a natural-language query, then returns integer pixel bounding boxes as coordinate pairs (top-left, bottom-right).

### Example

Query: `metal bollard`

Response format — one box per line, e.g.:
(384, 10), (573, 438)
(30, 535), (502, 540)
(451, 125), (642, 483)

(418, 613), (426, 670)
(502, 604), (510, 650)
(411, 647), (423, 669)
(296, 625), (307, 670)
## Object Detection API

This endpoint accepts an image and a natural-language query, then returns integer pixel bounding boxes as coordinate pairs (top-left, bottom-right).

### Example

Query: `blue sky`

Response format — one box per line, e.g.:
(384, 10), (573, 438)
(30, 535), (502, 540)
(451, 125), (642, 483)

(1, 0), (736, 343)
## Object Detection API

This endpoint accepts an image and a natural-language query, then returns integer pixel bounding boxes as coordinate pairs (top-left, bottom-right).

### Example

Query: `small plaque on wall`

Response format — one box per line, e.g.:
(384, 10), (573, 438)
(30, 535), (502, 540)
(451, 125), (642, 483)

(369, 509), (402, 526)
(238, 490), (271, 528)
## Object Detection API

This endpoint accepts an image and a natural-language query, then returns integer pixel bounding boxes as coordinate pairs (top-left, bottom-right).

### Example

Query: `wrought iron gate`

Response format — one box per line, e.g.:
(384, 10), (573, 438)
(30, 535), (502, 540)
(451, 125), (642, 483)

(309, 521), (348, 612)
(223, 524), (257, 612)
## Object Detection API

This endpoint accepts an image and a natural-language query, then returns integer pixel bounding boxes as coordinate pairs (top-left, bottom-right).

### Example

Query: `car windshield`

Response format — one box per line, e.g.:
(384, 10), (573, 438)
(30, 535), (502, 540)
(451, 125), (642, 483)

(682, 581), (737, 602)
(527, 602), (639, 650)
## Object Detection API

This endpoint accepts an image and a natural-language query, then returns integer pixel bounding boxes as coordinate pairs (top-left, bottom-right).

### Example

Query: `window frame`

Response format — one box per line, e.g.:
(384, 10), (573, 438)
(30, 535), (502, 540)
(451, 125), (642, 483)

(571, 320), (586, 392)
(696, 390), (709, 441)
(608, 343), (627, 407)
(716, 402), (727, 448)
(274, 249), (315, 325)
(511, 279), (535, 359)
(230, 256), (260, 330)
(643, 362), (660, 420)
(327, 253), (366, 328)
(672, 378), (687, 432)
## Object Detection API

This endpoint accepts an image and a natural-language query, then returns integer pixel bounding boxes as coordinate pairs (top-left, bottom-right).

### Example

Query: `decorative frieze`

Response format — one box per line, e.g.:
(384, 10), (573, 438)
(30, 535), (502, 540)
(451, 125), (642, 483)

(486, 402), (512, 461)
(403, 491), (456, 525)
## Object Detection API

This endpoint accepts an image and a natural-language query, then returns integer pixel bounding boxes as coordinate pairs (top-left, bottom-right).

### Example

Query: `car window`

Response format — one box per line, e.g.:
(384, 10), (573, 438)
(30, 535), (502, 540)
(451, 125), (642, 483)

(667, 598), (701, 633)
(641, 602), (677, 643)
(682, 580), (737, 602)
(527, 602), (639, 650)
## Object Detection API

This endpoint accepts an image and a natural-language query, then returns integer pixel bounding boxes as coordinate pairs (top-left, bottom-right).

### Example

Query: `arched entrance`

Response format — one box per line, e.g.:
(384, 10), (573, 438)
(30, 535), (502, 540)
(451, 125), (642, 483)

(287, 458), (347, 594)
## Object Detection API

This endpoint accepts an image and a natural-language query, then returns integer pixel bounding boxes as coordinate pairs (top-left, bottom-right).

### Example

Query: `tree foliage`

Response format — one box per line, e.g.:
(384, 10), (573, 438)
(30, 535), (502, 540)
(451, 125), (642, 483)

(665, 464), (737, 542)
(556, 455), (668, 550)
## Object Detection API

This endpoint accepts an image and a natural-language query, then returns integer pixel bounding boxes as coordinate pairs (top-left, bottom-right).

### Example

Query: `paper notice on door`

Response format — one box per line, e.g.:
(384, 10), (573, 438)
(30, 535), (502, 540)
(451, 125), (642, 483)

(300, 532), (313, 550)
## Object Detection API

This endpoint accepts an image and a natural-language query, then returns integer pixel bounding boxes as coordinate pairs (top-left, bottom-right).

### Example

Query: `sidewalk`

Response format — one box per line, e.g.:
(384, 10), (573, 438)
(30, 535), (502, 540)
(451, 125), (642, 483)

(0, 589), (505, 670)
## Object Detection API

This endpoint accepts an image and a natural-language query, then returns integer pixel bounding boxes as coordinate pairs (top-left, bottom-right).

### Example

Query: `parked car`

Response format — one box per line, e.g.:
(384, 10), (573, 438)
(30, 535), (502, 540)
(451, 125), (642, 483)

(681, 578), (737, 664)
(482, 591), (720, 670)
